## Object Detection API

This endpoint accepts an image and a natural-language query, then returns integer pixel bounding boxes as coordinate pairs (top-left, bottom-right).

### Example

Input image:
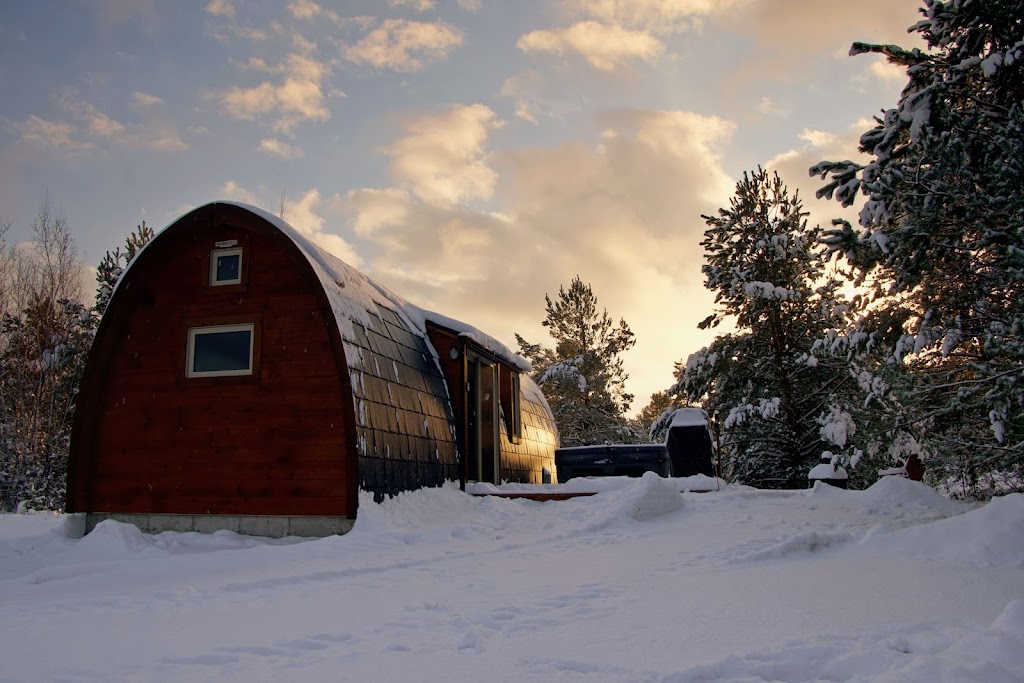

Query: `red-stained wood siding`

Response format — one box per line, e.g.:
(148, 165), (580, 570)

(69, 205), (356, 517)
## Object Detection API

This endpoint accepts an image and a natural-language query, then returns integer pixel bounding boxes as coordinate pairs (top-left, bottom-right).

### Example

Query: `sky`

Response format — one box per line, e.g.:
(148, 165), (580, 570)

(0, 0), (926, 415)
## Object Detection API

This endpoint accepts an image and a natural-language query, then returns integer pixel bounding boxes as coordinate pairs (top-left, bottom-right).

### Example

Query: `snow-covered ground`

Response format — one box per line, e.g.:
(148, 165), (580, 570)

(1, 475), (1022, 682)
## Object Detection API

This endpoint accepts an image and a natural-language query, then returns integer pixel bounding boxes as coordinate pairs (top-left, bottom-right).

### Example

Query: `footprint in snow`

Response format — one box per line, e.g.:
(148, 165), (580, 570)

(458, 629), (483, 654)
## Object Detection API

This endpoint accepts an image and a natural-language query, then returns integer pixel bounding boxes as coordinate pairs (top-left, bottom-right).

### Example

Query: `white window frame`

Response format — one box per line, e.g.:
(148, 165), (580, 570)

(186, 323), (254, 378)
(210, 247), (243, 286)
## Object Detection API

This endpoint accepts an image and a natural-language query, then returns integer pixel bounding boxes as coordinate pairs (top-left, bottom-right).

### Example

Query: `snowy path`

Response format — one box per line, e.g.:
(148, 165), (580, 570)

(1, 476), (1022, 682)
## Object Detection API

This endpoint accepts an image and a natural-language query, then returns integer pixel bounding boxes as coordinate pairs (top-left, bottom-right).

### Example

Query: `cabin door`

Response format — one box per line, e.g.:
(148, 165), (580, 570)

(466, 354), (500, 484)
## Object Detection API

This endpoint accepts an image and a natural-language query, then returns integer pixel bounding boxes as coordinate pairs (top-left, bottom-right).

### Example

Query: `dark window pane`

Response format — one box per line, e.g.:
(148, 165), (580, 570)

(193, 330), (251, 373)
(216, 254), (240, 282)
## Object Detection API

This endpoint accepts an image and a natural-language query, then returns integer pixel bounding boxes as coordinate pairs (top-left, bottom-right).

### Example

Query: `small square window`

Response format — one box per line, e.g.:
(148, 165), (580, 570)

(187, 324), (254, 377)
(210, 248), (243, 286)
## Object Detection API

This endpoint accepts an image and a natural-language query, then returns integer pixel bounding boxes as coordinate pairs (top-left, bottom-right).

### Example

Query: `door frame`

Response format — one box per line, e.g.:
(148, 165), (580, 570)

(465, 351), (500, 485)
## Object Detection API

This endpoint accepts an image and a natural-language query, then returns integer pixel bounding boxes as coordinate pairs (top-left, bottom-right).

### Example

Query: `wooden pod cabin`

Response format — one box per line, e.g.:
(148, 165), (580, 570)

(67, 202), (558, 536)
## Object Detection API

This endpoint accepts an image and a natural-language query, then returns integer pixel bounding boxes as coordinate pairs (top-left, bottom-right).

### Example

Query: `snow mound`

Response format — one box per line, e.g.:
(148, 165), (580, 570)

(739, 530), (856, 562)
(868, 493), (1024, 568)
(808, 462), (848, 480)
(73, 520), (164, 560)
(862, 476), (965, 512)
(352, 482), (493, 538)
(616, 471), (684, 521)
(675, 474), (724, 492)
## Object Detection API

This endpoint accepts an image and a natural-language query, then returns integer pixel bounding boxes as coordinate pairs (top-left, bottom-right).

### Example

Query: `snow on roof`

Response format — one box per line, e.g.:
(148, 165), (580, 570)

(401, 304), (531, 372)
(669, 408), (709, 428)
(219, 202), (531, 372)
(808, 463), (849, 480)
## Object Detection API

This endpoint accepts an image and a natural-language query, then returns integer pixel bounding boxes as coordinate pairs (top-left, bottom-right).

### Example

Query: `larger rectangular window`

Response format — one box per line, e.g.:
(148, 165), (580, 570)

(187, 324), (254, 377)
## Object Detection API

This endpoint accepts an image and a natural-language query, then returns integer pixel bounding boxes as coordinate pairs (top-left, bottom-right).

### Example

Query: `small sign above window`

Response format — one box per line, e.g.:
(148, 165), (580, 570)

(210, 247), (243, 286)
(215, 239), (238, 248)
(187, 324), (254, 378)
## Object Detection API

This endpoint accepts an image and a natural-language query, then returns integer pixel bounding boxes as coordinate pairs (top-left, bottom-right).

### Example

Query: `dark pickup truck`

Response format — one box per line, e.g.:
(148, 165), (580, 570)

(555, 444), (672, 482)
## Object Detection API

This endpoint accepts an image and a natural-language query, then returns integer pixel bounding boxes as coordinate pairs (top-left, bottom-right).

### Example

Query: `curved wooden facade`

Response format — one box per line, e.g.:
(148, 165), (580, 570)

(67, 202), (558, 535)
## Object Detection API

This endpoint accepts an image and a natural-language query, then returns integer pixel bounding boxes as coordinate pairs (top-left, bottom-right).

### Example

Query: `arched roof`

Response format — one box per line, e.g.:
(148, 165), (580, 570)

(217, 202), (530, 374)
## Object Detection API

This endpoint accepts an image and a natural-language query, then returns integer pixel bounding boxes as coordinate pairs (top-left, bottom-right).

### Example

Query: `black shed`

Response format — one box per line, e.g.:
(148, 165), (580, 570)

(664, 408), (715, 477)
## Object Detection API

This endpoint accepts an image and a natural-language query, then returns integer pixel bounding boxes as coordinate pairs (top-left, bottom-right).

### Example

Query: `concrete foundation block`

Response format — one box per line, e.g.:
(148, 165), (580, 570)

(82, 512), (353, 539)
(193, 515), (242, 534)
(290, 516), (352, 537)
(149, 514), (196, 534)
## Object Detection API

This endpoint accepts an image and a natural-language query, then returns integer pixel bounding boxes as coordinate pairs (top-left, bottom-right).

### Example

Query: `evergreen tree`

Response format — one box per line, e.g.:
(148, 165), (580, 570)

(634, 390), (680, 442)
(516, 276), (637, 446)
(0, 211), (153, 511)
(95, 221), (154, 316)
(811, 0), (1024, 496)
(672, 168), (870, 488)
(0, 299), (95, 510)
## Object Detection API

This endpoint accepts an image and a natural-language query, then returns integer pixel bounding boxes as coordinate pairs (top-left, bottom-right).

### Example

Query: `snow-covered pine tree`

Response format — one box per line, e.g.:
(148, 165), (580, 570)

(672, 168), (871, 488)
(516, 276), (638, 446)
(811, 0), (1024, 496)
(94, 221), (154, 316)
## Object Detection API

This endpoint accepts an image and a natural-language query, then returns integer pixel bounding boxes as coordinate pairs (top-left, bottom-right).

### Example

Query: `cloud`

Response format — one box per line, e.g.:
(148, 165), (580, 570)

(499, 71), (589, 124)
(218, 182), (362, 267)
(868, 58), (907, 84)
(219, 180), (251, 203)
(8, 92), (186, 153)
(205, 0), (235, 19)
(258, 137), (303, 158)
(131, 91), (163, 108)
(341, 188), (411, 237)
(765, 118), (875, 235)
(285, 189), (363, 266)
(724, 0), (924, 59)
(204, 0), (272, 42)
(221, 83), (276, 118)
(288, 0), (321, 20)
(209, 26), (271, 43)
(508, 0), (730, 112)
(5, 115), (95, 152)
(137, 124), (189, 151)
(756, 96), (790, 118)
(456, 0), (481, 10)
(389, 0), (437, 10)
(344, 19), (462, 72)
(337, 107), (737, 410)
(53, 89), (125, 138)
(518, 21), (664, 72)
(86, 110), (126, 138)
(798, 129), (836, 147)
(218, 53), (330, 134)
(383, 104), (502, 206)
(565, 0), (744, 33)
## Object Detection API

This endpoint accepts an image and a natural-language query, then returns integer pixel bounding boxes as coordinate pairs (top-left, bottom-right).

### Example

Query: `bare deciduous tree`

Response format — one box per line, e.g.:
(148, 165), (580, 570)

(0, 197), (91, 511)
